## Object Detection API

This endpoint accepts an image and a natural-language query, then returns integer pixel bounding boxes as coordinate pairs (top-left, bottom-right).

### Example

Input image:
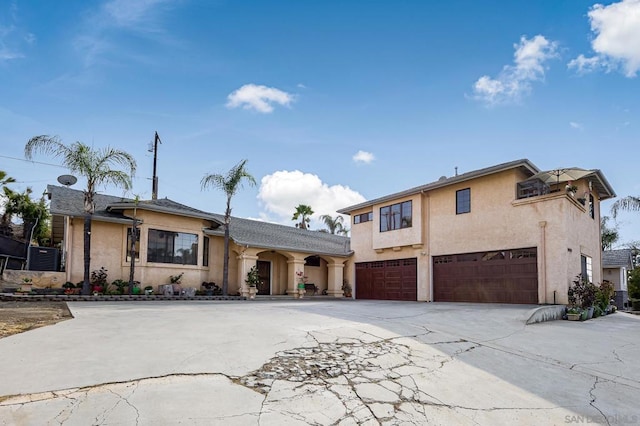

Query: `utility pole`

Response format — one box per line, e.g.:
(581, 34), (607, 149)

(151, 131), (162, 200)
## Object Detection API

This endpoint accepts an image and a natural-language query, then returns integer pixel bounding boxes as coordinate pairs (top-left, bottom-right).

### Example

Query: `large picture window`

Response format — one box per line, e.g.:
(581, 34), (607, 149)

(456, 188), (471, 214)
(147, 229), (198, 265)
(380, 201), (412, 232)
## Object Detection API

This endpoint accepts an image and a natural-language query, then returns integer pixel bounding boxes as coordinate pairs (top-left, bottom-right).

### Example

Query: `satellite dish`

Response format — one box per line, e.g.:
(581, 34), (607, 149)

(57, 174), (77, 187)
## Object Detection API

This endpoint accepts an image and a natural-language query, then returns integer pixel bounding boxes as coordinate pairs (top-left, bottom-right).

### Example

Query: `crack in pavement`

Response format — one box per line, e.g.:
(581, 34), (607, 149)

(588, 377), (611, 426)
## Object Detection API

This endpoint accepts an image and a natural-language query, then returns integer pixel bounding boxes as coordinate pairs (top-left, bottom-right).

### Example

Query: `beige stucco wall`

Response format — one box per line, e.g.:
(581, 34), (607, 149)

(63, 210), (349, 296)
(347, 168), (604, 304)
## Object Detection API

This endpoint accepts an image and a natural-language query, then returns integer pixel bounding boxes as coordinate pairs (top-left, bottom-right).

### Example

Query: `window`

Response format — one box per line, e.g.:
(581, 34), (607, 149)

(456, 188), (471, 214)
(147, 229), (198, 265)
(581, 255), (593, 283)
(380, 201), (412, 232)
(353, 212), (373, 224)
(589, 194), (594, 219)
(125, 227), (140, 262)
(202, 236), (209, 267)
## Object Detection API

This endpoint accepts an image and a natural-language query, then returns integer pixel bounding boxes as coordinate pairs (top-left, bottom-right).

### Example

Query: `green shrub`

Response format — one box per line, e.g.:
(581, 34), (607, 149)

(628, 268), (640, 300)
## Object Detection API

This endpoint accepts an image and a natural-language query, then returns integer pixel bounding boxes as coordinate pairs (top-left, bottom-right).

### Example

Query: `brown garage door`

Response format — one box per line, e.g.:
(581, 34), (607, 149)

(433, 248), (538, 304)
(356, 258), (417, 301)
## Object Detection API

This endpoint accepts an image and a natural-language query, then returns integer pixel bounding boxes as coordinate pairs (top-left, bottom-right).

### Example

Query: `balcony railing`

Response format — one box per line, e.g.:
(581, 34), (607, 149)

(517, 179), (551, 200)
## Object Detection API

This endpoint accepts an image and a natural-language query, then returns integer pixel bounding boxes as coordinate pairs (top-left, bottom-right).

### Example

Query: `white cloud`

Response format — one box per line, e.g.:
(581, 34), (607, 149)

(569, 121), (583, 130)
(472, 35), (558, 105)
(74, 0), (178, 68)
(0, 3), (32, 62)
(103, 0), (175, 28)
(569, 0), (640, 78)
(257, 170), (366, 229)
(353, 150), (375, 164)
(226, 84), (295, 113)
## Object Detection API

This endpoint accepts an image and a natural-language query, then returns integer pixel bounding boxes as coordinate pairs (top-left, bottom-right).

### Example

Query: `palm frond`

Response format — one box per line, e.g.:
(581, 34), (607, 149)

(611, 196), (640, 218)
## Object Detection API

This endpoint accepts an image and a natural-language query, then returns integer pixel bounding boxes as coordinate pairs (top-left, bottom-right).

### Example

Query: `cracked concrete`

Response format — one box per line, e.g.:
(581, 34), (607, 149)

(0, 300), (639, 425)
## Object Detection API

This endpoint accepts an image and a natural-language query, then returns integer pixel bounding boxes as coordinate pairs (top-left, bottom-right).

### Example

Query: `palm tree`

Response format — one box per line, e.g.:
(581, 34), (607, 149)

(601, 216), (619, 251)
(201, 159), (256, 296)
(319, 214), (349, 235)
(25, 136), (136, 295)
(292, 204), (314, 229)
(611, 196), (640, 218)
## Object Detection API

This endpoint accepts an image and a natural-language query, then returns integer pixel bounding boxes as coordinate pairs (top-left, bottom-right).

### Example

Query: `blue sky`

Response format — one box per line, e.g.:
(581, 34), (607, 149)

(1, 0), (638, 246)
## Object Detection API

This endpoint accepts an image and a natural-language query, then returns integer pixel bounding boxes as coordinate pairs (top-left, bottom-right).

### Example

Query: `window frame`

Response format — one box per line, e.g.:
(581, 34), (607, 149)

(353, 212), (373, 225)
(380, 200), (412, 232)
(456, 188), (471, 215)
(147, 228), (199, 265)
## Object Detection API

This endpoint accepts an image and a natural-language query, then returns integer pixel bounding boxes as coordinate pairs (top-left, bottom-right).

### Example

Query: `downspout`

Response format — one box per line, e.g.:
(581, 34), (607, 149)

(539, 221), (547, 304)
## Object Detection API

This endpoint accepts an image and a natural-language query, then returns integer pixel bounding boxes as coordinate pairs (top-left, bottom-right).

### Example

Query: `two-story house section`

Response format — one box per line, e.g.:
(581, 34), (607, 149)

(337, 159), (615, 305)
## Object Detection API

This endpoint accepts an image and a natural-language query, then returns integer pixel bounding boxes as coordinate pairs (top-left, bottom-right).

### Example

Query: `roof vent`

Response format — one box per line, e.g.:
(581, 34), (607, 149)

(438, 176), (447, 181)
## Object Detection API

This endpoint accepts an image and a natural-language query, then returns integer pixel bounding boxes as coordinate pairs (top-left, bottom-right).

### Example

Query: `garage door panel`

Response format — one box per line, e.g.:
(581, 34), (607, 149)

(434, 248), (538, 304)
(356, 258), (417, 301)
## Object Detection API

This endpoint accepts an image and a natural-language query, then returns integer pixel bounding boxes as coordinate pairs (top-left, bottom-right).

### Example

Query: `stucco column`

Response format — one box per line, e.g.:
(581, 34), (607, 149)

(539, 221), (547, 304)
(237, 253), (259, 298)
(287, 258), (306, 298)
(326, 261), (345, 298)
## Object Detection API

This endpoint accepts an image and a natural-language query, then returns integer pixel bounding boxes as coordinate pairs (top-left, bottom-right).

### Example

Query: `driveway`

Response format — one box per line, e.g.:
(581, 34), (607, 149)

(0, 300), (638, 425)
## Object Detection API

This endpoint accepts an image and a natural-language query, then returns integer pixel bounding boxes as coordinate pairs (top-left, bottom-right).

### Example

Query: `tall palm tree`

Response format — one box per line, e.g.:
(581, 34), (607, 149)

(319, 214), (349, 235)
(25, 136), (136, 295)
(292, 204), (314, 230)
(611, 196), (640, 218)
(201, 159), (256, 296)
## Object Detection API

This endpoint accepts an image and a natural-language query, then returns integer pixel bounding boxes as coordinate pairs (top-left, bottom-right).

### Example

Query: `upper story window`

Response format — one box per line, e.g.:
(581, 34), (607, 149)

(147, 229), (198, 265)
(380, 200), (412, 232)
(589, 194), (594, 219)
(456, 188), (471, 214)
(353, 212), (373, 224)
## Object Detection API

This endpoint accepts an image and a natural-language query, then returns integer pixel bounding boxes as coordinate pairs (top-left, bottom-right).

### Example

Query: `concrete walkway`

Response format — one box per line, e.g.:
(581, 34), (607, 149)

(0, 300), (638, 425)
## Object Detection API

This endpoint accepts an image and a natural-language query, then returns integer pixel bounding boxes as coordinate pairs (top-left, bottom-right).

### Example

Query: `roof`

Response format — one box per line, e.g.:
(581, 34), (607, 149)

(602, 249), (634, 269)
(205, 214), (351, 257)
(338, 158), (539, 214)
(48, 185), (352, 257)
(48, 185), (134, 225)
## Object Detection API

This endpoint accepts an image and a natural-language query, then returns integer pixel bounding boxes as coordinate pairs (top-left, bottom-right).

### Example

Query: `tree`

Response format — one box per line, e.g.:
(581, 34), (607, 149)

(319, 214), (349, 235)
(292, 204), (314, 230)
(611, 196), (640, 218)
(601, 216), (619, 251)
(0, 171), (17, 237)
(201, 159), (256, 296)
(2, 187), (50, 244)
(0, 170), (15, 188)
(25, 136), (136, 295)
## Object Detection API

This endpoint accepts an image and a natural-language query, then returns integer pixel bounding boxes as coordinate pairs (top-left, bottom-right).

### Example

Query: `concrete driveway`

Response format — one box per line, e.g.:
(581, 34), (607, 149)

(0, 300), (638, 425)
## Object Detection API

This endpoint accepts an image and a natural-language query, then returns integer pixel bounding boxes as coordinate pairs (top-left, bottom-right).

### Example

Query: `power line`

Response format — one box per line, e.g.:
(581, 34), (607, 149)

(0, 154), (66, 169)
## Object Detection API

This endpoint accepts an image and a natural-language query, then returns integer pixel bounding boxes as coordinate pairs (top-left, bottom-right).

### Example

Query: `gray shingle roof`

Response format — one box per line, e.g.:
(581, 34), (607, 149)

(48, 185), (351, 257)
(206, 214), (351, 257)
(602, 249), (633, 268)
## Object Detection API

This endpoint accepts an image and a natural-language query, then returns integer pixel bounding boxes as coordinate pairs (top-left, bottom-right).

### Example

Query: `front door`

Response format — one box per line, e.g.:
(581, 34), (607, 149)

(257, 260), (271, 295)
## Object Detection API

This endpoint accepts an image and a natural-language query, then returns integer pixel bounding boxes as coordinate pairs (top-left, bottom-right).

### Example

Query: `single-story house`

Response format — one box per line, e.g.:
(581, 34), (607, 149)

(602, 249), (634, 310)
(337, 159), (615, 304)
(47, 185), (352, 297)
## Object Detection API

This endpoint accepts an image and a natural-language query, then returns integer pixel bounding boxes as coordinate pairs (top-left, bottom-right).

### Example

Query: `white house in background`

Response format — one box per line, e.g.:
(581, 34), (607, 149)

(602, 249), (634, 310)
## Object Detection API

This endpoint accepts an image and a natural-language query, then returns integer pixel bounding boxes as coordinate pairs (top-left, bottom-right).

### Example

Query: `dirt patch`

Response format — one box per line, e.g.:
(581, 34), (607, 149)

(0, 301), (73, 338)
